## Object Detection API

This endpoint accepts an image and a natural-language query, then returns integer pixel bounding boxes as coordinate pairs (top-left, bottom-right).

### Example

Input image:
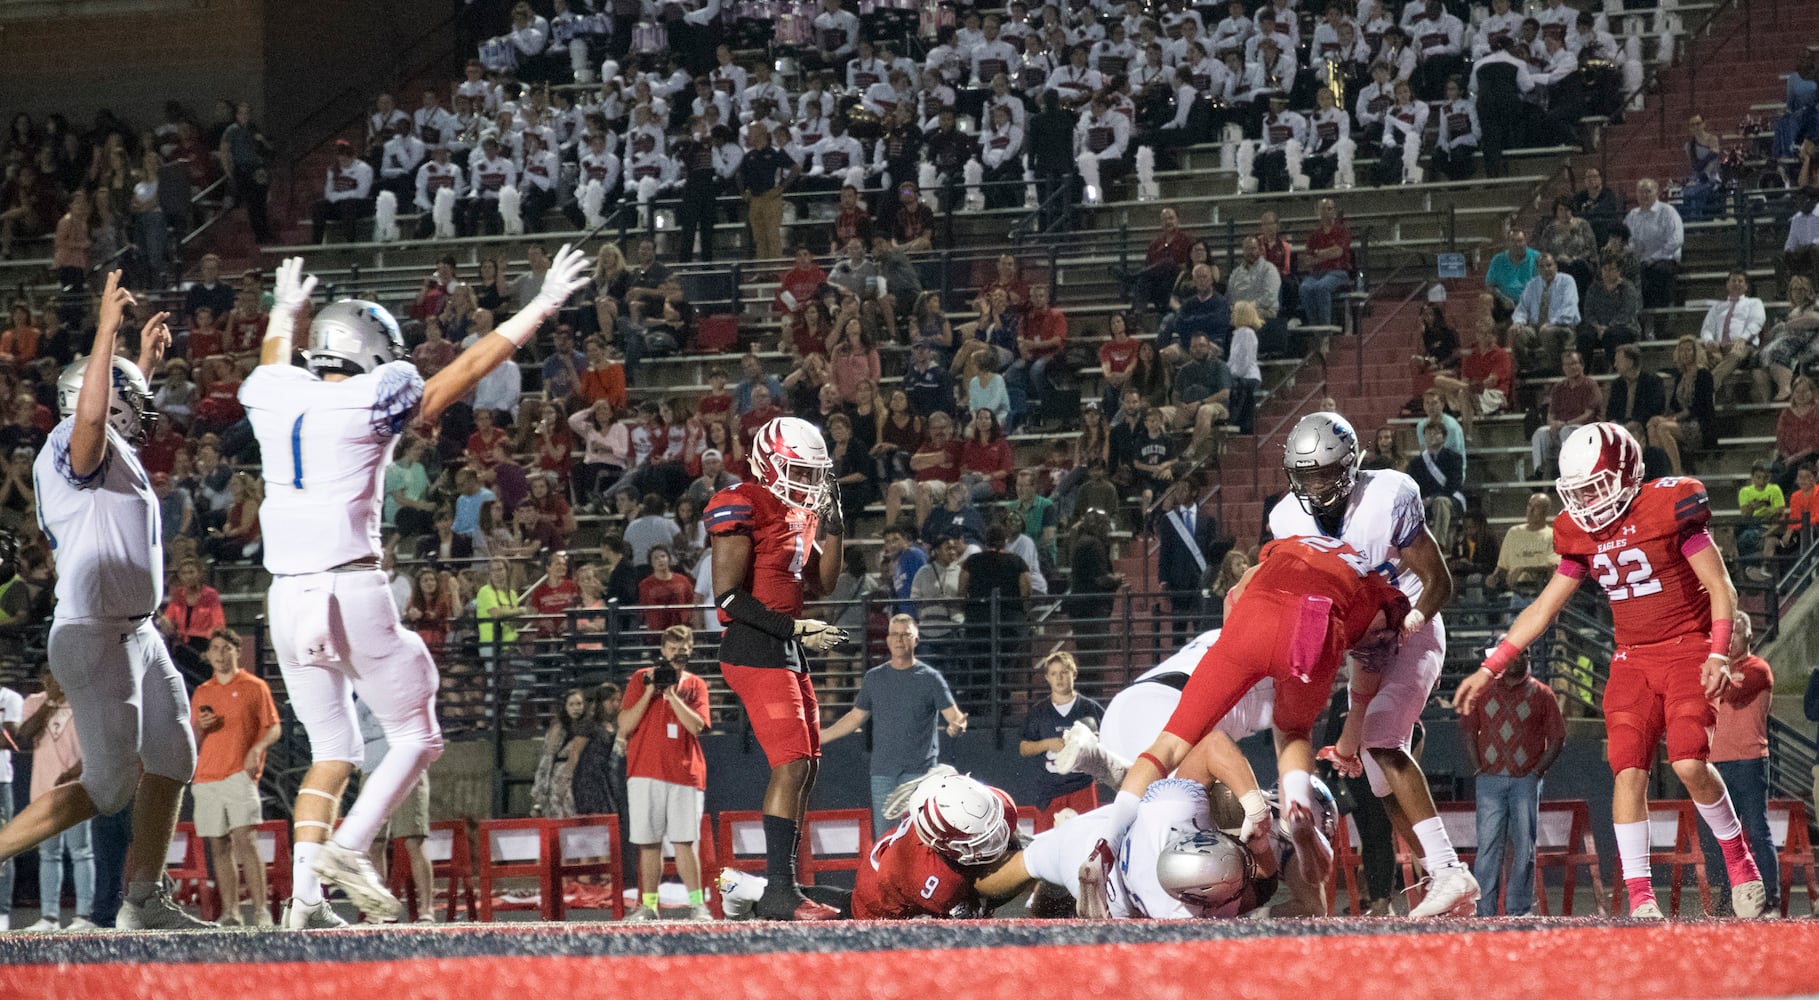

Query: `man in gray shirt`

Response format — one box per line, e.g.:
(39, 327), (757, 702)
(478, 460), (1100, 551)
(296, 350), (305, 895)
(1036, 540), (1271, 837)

(1226, 236), (1282, 321)
(820, 614), (969, 832)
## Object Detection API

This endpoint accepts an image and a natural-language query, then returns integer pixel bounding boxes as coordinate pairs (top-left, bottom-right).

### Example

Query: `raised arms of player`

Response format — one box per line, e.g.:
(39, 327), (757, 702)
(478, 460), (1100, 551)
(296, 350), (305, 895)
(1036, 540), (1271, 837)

(418, 243), (588, 423)
(257, 257), (319, 368)
(1451, 567), (1581, 714)
(68, 272), (168, 479)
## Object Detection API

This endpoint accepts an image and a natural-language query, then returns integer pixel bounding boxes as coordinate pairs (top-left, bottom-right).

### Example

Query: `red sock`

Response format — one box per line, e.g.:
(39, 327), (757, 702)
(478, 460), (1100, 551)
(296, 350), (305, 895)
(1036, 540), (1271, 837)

(1719, 835), (1762, 887)
(1625, 877), (1657, 910)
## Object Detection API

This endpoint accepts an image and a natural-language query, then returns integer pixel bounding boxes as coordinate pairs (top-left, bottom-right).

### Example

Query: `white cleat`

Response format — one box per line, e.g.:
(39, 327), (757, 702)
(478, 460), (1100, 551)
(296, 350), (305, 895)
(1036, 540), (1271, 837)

(283, 899), (349, 930)
(718, 868), (764, 920)
(1074, 839), (1117, 920)
(622, 905), (661, 922)
(64, 917), (98, 932)
(118, 885), (216, 931)
(1629, 900), (1666, 919)
(1408, 862), (1481, 919)
(21, 918), (58, 932)
(310, 842), (402, 921)
(1052, 721), (1129, 787)
(1731, 879), (1769, 919)
(686, 904), (713, 921)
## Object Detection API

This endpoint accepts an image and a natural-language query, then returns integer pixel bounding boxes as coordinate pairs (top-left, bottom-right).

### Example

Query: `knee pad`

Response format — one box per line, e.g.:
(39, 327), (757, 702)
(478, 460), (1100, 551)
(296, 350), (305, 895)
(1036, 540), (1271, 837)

(308, 725), (365, 769)
(141, 714), (199, 791)
(1605, 710), (1657, 776)
(1664, 701), (1714, 763)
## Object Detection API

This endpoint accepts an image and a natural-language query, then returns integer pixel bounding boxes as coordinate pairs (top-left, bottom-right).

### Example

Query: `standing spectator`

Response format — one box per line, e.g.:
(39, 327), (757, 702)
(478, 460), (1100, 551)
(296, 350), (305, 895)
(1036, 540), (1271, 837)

(1529, 350), (1601, 479)
(1697, 613), (1778, 916)
(0, 674), (21, 931)
(1578, 258), (1642, 373)
(1648, 336), (1715, 477)
(1459, 640), (1564, 916)
(1155, 477), (1218, 642)
(1299, 198), (1353, 329)
(1227, 300), (1263, 433)
(218, 101), (274, 243)
(19, 667), (95, 930)
(570, 682), (626, 820)
(1406, 421), (1465, 549)
(1484, 229), (1538, 320)
(1018, 652), (1105, 824)
(1509, 253), (1579, 376)
(820, 615), (968, 832)
(1625, 178), (1684, 320)
(960, 524), (1029, 678)
(1699, 270), (1769, 405)
(531, 689), (589, 819)
(1008, 284), (1067, 426)
(186, 628), (280, 928)
(1064, 509), (1123, 658)
(617, 626), (711, 921)
(739, 125), (798, 261)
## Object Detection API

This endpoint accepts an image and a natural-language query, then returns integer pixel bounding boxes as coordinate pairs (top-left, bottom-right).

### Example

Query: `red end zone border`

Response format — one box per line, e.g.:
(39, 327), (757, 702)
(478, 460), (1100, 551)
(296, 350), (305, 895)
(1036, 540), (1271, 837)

(6, 920), (1819, 1000)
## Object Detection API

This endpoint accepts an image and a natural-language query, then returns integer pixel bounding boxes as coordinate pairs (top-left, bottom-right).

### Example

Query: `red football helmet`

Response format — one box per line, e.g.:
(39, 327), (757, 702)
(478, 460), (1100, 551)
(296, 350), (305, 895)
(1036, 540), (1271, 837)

(1555, 422), (1644, 533)
(750, 416), (833, 511)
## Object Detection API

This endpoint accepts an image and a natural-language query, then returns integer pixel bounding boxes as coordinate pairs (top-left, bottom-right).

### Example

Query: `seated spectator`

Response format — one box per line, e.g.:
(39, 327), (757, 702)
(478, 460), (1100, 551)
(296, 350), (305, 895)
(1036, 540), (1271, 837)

(184, 307), (225, 361)
(1776, 188), (1819, 298)
(1509, 252), (1579, 376)
(1300, 198), (1353, 329)
(1491, 492), (1560, 605)
(576, 336), (627, 410)
(1361, 425), (1405, 471)
(312, 140), (374, 244)
(1433, 321), (1513, 437)
(1647, 336), (1715, 477)
(1572, 166), (1625, 248)
(873, 388), (924, 484)
(1536, 195), (1598, 296)
(961, 352), (1011, 430)
(1578, 257), (1641, 374)
(1772, 375), (1819, 495)
(733, 353), (784, 415)
(885, 410), (961, 527)
(1484, 228), (1538, 321)
(1625, 178), (1684, 322)
(1699, 270), (1769, 405)
(160, 557), (225, 655)
(1428, 77), (1479, 181)
(153, 357), (197, 430)
(1735, 460), (1784, 566)
(958, 408), (1012, 503)
(1167, 265), (1231, 363)
(1530, 350), (1601, 480)
(637, 545), (696, 632)
(568, 399), (630, 504)
(922, 482), (987, 549)
(825, 412), (877, 515)
(191, 356), (243, 436)
(405, 567), (456, 656)
(624, 494), (681, 569)
(540, 325), (587, 402)
(953, 287), (1018, 375)
(203, 472), (262, 562)
(684, 448), (741, 508)
(1411, 300), (1461, 376)
(1128, 407), (1177, 509)
(1605, 341), (1667, 443)
(782, 353), (834, 416)
(1765, 277), (1819, 401)
(1097, 312), (1141, 408)
(521, 473), (575, 553)
(1448, 509), (1501, 597)
(1371, 81), (1428, 187)
(1164, 333), (1232, 461)
(466, 407), (509, 468)
(1121, 206), (1196, 314)
(1405, 421), (1465, 549)
(1227, 237), (1282, 340)
(1761, 463), (1818, 578)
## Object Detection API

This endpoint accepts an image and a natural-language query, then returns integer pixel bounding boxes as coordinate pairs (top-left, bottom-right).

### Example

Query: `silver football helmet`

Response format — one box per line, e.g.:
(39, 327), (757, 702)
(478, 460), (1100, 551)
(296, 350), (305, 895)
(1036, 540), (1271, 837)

(1282, 411), (1360, 516)
(1155, 828), (1255, 916)
(303, 299), (405, 377)
(57, 356), (157, 446)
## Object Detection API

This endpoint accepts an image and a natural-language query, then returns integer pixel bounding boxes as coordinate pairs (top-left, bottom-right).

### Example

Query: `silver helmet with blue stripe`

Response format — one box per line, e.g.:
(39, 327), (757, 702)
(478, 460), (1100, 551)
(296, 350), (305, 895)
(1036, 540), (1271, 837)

(303, 299), (405, 377)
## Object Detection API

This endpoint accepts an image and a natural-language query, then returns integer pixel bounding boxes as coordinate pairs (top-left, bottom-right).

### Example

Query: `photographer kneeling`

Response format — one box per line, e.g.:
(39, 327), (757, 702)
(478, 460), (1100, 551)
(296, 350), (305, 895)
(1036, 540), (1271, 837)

(618, 625), (711, 921)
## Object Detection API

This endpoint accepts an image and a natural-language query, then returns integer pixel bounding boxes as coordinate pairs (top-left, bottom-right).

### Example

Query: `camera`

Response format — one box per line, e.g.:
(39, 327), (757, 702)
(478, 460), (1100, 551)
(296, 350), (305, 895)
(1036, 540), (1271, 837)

(650, 661), (679, 692)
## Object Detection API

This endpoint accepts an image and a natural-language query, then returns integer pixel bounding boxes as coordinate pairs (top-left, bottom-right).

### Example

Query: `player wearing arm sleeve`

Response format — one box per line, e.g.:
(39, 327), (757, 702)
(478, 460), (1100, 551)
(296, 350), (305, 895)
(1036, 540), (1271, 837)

(1453, 422), (1765, 919)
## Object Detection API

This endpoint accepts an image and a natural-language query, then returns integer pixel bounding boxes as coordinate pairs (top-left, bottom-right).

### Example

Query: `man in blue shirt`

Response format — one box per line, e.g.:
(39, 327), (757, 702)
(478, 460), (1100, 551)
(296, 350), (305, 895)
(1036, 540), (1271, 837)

(540, 325), (588, 400)
(881, 525), (927, 616)
(450, 467), (496, 543)
(1171, 264), (1232, 359)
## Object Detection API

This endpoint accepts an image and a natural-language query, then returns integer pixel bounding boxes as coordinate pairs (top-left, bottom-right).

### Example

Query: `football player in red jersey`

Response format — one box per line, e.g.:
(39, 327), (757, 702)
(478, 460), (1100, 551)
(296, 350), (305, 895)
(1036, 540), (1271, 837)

(1453, 423), (1767, 918)
(706, 416), (849, 921)
(1100, 535), (1410, 890)
(717, 772), (1024, 920)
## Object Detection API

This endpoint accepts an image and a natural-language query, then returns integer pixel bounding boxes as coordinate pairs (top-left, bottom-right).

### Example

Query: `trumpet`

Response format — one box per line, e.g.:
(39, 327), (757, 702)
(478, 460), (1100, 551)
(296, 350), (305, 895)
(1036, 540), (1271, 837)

(1326, 56), (1345, 108)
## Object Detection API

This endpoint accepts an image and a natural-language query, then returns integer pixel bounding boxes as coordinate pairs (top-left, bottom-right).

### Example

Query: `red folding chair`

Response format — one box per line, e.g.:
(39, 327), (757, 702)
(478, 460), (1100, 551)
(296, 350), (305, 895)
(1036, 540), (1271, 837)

(1612, 800), (1707, 916)
(658, 814), (720, 916)
(1768, 799), (1818, 917)
(717, 809), (774, 876)
(1534, 800), (1606, 915)
(475, 817), (557, 921)
(799, 809), (875, 886)
(548, 814), (626, 920)
(390, 820), (478, 922)
(165, 822), (219, 920)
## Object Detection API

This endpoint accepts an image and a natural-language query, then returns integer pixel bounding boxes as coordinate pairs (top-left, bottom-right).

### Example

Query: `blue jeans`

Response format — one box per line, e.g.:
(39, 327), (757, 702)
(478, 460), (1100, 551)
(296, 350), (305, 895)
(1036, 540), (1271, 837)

(870, 770), (928, 838)
(1697, 756), (1780, 911)
(1473, 773), (1541, 915)
(40, 819), (95, 919)
(0, 782), (12, 920)
(1300, 270), (1350, 327)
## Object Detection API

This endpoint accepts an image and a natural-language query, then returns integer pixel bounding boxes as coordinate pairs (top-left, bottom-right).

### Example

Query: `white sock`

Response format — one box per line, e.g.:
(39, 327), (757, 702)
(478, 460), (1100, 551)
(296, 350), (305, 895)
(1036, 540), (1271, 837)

(1412, 816), (1459, 870)
(1694, 791), (1744, 842)
(1614, 820), (1652, 882)
(334, 744), (435, 852)
(1279, 769), (1313, 816)
(293, 842), (325, 905)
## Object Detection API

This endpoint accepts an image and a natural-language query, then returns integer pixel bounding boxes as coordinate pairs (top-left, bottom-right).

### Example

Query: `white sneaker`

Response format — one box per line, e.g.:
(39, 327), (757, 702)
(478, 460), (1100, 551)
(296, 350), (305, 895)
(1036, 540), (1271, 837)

(283, 899), (349, 930)
(310, 842), (402, 921)
(64, 917), (98, 932)
(22, 918), (59, 932)
(1074, 839), (1117, 919)
(718, 868), (764, 920)
(252, 909), (276, 928)
(686, 904), (713, 921)
(119, 885), (216, 931)
(1408, 863), (1481, 919)
(1629, 900), (1666, 919)
(1052, 722), (1130, 787)
(622, 904), (661, 922)
(1731, 879), (1769, 918)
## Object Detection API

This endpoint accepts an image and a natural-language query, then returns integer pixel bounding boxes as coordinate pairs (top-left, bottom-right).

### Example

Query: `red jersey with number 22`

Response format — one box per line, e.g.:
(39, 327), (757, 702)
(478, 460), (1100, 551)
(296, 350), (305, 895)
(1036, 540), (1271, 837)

(705, 482), (818, 618)
(1552, 476), (1714, 644)
(851, 787), (1015, 920)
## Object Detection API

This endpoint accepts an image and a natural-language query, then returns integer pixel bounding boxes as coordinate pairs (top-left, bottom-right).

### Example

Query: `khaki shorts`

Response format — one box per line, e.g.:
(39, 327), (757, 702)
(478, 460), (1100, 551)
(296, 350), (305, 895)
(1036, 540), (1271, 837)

(626, 776), (705, 845)
(191, 772), (263, 838)
(379, 776), (431, 841)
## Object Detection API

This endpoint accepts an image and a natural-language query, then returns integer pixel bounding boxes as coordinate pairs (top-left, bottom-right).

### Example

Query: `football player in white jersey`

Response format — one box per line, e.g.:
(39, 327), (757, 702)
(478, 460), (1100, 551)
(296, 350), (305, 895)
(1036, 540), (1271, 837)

(0, 274), (211, 929)
(243, 249), (587, 927)
(1267, 411), (1478, 917)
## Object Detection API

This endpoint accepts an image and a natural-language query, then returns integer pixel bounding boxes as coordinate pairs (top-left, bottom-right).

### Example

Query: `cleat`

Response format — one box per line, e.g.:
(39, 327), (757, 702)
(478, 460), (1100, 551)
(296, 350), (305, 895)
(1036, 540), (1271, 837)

(1731, 879), (1768, 919)
(1052, 721), (1129, 787)
(252, 909), (276, 928)
(622, 905), (661, 922)
(754, 885), (839, 921)
(1409, 862), (1480, 919)
(22, 918), (59, 932)
(283, 899), (349, 930)
(1629, 900), (1665, 919)
(1287, 802), (1335, 892)
(1075, 839), (1117, 919)
(718, 868), (763, 920)
(119, 885), (216, 931)
(63, 917), (98, 932)
(310, 842), (402, 921)
(686, 904), (713, 921)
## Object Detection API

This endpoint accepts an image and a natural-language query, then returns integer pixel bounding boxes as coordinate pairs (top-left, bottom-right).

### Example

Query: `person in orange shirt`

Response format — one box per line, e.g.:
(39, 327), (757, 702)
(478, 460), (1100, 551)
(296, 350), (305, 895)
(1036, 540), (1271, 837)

(576, 335), (627, 410)
(0, 303), (39, 366)
(1697, 612), (1779, 915)
(188, 628), (283, 927)
(1761, 462), (1816, 578)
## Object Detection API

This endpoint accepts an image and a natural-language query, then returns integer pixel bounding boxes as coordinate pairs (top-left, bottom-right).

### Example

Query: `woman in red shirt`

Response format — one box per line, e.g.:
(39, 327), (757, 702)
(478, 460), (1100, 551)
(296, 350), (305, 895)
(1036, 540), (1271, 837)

(637, 545), (696, 633)
(1097, 311), (1140, 410)
(1434, 320), (1514, 438)
(204, 472), (263, 562)
(1774, 375), (1819, 493)
(406, 567), (456, 656)
(960, 407), (1013, 500)
(161, 558), (225, 654)
(466, 406), (509, 468)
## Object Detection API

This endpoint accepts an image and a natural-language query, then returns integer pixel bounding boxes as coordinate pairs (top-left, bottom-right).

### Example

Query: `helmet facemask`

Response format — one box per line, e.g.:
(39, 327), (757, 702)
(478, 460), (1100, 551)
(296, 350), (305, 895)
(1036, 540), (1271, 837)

(1287, 462), (1355, 517)
(1556, 467), (1635, 533)
(764, 451), (833, 511)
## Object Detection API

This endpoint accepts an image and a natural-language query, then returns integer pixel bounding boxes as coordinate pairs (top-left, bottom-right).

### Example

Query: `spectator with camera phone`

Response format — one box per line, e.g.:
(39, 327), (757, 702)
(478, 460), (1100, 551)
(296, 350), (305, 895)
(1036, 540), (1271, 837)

(617, 625), (711, 921)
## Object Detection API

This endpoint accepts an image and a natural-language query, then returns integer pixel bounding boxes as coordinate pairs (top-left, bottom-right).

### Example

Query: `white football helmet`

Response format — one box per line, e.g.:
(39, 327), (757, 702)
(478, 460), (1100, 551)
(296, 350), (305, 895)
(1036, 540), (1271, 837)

(303, 299), (406, 377)
(1282, 411), (1360, 516)
(1555, 422), (1643, 533)
(1155, 828), (1255, 917)
(911, 774), (1012, 865)
(750, 416), (833, 511)
(57, 356), (157, 446)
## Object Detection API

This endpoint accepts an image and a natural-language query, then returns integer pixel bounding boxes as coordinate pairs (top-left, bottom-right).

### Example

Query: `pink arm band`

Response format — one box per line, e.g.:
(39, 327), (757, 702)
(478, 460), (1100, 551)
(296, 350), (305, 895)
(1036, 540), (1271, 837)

(1555, 558), (1588, 580)
(1680, 529), (1715, 558)
(1709, 618), (1732, 660)
(1483, 641), (1521, 677)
